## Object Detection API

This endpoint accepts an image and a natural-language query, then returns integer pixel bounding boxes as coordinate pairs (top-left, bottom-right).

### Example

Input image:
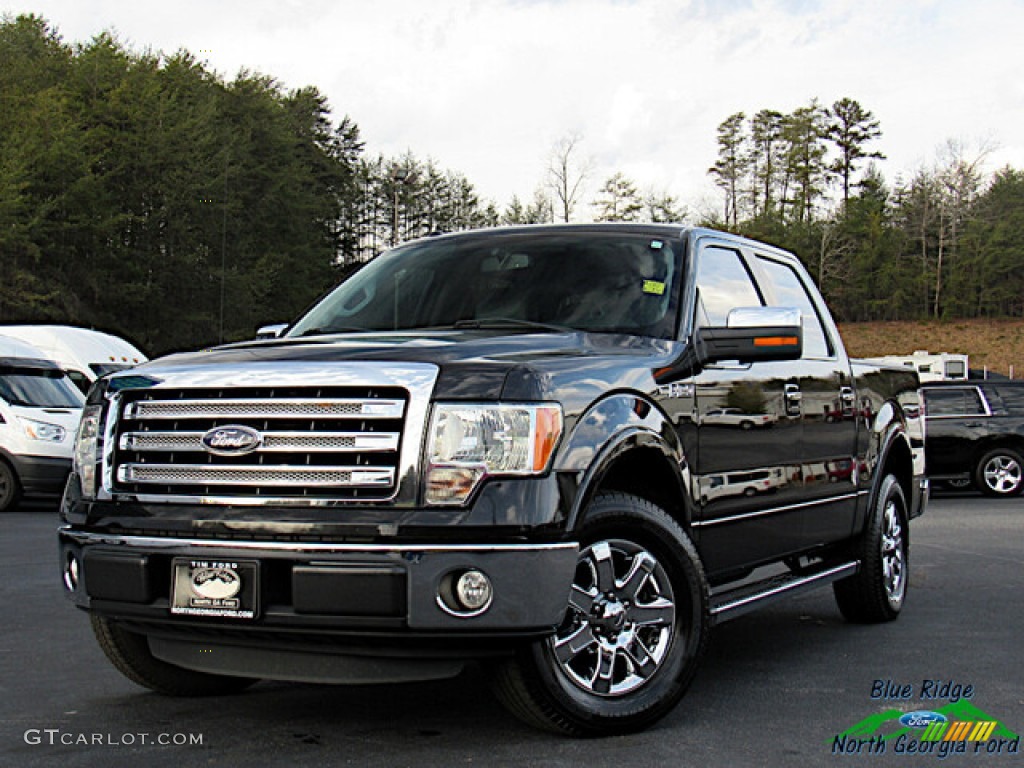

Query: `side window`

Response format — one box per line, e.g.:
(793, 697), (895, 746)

(992, 385), (1024, 414)
(755, 256), (833, 358)
(924, 388), (986, 417)
(694, 246), (762, 328)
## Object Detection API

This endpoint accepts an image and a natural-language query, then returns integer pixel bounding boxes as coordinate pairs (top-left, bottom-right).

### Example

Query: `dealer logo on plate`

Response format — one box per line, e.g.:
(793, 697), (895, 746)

(190, 567), (242, 600)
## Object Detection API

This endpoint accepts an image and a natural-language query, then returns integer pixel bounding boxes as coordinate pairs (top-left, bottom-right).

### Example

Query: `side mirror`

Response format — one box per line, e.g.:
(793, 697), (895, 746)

(697, 307), (803, 364)
(256, 323), (288, 340)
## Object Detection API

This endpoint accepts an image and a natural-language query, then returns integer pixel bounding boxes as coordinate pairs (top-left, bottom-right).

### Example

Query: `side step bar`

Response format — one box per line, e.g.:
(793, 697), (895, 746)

(709, 561), (860, 625)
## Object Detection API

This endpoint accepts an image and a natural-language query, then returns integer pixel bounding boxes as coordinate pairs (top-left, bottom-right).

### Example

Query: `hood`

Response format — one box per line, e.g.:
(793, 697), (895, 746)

(129, 330), (682, 402)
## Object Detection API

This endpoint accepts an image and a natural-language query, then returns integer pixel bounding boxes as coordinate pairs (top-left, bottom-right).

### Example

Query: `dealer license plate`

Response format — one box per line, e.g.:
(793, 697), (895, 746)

(171, 558), (259, 619)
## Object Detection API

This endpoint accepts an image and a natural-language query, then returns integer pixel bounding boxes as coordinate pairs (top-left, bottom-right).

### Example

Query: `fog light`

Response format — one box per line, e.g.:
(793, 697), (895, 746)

(455, 570), (493, 612)
(63, 554), (79, 592)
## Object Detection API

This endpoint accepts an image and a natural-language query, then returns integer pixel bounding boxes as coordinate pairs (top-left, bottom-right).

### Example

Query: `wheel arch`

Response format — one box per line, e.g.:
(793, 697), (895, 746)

(556, 392), (693, 533)
(971, 435), (1024, 465)
(880, 432), (914, 507)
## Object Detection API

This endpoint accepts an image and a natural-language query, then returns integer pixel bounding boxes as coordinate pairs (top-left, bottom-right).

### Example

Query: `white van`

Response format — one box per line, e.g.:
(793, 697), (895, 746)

(0, 335), (84, 511)
(0, 325), (147, 394)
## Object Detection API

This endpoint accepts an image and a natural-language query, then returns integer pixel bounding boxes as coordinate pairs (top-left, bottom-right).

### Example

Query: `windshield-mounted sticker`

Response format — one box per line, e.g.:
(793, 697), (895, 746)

(643, 280), (666, 295)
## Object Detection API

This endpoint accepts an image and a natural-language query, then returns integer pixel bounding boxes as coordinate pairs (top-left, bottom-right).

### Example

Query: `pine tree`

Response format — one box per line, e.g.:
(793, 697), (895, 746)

(593, 172), (644, 222)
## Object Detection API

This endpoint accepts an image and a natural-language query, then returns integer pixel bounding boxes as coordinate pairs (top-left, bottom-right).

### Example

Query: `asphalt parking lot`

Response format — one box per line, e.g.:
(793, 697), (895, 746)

(1, 491), (1021, 767)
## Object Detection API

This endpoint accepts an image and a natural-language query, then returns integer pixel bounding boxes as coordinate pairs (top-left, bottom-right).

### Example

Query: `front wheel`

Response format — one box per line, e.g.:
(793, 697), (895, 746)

(974, 448), (1024, 497)
(833, 474), (909, 623)
(490, 492), (709, 736)
(0, 460), (22, 512)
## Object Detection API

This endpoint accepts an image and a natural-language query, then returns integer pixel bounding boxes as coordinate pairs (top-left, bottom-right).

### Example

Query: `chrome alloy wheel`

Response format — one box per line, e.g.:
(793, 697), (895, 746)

(881, 500), (906, 607)
(548, 539), (676, 697)
(982, 455), (1022, 494)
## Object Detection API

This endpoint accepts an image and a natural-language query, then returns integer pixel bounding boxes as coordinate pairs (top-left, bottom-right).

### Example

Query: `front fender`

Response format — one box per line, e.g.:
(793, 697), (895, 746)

(553, 393), (690, 531)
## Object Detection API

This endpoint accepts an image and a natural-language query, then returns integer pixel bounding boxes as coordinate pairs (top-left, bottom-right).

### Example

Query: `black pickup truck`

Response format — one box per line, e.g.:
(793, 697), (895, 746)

(59, 225), (927, 735)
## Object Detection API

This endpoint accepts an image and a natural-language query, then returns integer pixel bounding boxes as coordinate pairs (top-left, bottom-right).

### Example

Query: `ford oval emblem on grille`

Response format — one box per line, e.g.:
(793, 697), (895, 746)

(201, 425), (263, 456)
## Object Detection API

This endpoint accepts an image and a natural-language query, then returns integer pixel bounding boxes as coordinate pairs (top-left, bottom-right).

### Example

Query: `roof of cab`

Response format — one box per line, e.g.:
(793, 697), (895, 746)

(0, 333), (61, 369)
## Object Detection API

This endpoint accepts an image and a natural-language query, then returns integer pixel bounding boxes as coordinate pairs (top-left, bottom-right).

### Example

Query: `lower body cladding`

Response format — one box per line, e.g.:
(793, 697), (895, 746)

(58, 528), (578, 684)
(9, 454), (71, 495)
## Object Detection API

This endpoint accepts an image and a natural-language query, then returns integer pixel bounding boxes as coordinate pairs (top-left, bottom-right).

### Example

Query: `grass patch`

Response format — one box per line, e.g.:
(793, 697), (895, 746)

(839, 319), (1024, 378)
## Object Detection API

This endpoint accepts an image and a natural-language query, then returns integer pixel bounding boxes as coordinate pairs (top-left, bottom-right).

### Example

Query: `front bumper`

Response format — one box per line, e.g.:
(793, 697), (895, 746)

(10, 454), (71, 496)
(59, 528), (578, 636)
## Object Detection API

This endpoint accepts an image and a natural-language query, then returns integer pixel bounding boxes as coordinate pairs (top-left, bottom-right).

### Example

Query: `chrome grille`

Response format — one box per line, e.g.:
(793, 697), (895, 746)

(111, 385), (407, 501)
(124, 398), (404, 420)
(117, 464), (394, 487)
(119, 431), (400, 453)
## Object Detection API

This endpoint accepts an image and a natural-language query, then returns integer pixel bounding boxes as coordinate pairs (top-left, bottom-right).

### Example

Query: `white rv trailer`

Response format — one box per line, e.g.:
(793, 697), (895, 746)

(861, 350), (969, 383)
(0, 325), (147, 394)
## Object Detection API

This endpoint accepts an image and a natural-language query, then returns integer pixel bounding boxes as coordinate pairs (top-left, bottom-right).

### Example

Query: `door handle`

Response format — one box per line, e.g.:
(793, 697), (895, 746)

(784, 383), (802, 416)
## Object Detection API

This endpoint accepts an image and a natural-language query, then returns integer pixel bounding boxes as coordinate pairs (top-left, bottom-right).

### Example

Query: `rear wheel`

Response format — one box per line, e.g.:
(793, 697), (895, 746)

(491, 492), (708, 736)
(91, 615), (258, 696)
(974, 448), (1024, 497)
(0, 460), (22, 512)
(834, 474), (908, 623)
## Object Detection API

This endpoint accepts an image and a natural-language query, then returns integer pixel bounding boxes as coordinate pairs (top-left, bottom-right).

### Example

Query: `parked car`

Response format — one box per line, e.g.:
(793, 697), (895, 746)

(0, 335), (84, 511)
(922, 380), (1024, 496)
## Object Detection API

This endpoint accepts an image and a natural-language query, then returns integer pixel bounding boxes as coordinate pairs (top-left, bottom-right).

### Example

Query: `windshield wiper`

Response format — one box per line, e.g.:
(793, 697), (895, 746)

(452, 317), (573, 333)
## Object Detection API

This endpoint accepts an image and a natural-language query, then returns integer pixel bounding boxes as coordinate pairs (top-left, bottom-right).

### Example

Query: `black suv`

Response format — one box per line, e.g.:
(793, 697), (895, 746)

(923, 380), (1024, 496)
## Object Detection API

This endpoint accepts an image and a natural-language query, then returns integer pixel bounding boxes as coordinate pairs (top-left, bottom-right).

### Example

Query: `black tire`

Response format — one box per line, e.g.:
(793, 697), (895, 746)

(91, 615), (258, 696)
(490, 492), (709, 736)
(973, 447), (1024, 497)
(0, 459), (22, 512)
(833, 475), (909, 623)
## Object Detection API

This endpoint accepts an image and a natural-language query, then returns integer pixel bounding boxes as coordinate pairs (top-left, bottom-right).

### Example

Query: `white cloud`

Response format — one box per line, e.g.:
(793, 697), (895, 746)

(6, 0), (1023, 212)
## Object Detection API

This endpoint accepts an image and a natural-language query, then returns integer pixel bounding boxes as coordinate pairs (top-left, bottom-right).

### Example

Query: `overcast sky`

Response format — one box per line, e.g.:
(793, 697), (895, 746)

(6, 0), (1024, 217)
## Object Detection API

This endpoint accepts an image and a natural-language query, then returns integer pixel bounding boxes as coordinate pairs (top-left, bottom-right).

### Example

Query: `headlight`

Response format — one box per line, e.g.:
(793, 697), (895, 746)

(73, 405), (104, 499)
(21, 418), (67, 443)
(425, 403), (562, 505)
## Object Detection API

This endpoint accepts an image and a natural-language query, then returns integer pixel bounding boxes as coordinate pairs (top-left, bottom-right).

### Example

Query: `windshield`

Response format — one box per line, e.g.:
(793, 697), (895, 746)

(289, 231), (683, 339)
(0, 367), (83, 408)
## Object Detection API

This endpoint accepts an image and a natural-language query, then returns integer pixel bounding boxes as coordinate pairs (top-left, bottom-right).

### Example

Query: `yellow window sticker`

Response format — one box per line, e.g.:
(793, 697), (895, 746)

(643, 280), (666, 295)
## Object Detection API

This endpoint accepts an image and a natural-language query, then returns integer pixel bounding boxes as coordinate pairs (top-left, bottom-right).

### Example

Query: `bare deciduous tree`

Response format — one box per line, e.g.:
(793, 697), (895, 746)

(546, 134), (589, 223)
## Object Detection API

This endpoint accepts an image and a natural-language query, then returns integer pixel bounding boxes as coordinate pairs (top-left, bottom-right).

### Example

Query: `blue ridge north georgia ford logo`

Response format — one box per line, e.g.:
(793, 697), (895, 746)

(200, 425), (263, 456)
